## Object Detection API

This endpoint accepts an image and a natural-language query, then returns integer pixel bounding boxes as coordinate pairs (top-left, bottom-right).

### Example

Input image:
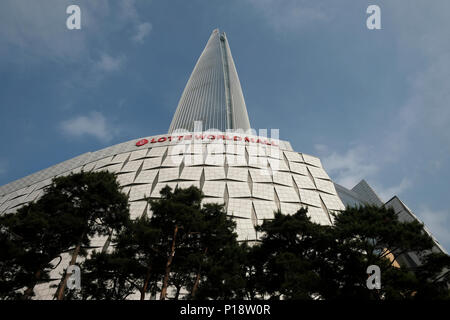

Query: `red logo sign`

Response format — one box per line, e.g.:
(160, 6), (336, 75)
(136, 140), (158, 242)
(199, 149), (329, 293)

(136, 139), (149, 147)
(136, 134), (278, 147)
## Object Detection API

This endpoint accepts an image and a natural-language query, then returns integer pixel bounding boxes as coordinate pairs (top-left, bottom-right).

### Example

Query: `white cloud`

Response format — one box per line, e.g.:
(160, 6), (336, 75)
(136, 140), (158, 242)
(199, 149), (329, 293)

(315, 144), (379, 189)
(0, 0), (109, 63)
(312, 3), (450, 227)
(119, 0), (140, 20)
(373, 178), (412, 203)
(118, 0), (152, 44)
(315, 143), (412, 201)
(132, 22), (152, 44)
(59, 111), (115, 142)
(0, 0), (152, 72)
(384, 2), (450, 149)
(417, 206), (450, 252)
(95, 53), (125, 72)
(313, 144), (328, 154)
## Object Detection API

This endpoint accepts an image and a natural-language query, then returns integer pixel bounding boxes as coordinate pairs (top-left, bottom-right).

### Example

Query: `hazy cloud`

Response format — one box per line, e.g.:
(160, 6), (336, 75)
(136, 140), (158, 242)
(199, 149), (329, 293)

(380, 1), (450, 152)
(118, 0), (152, 44)
(311, 3), (450, 252)
(95, 53), (125, 72)
(315, 143), (412, 202)
(132, 22), (152, 44)
(60, 111), (116, 142)
(119, 0), (140, 20)
(315, 144), (379, 189)
(0, 0), (86, 62)
(374, 178), (412, 203)
(0, 0), (152, 67)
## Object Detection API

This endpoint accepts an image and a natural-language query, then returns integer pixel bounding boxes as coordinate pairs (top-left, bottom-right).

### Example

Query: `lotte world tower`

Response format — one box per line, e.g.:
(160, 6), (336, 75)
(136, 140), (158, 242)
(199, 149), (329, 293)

(0, 29), (445, 299)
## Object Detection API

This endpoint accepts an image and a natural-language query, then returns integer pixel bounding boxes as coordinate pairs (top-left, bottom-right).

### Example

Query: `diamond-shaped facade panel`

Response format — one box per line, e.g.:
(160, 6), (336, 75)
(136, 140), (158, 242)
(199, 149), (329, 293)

(227, 199), (253, 219)
(227, 181), (251, 198)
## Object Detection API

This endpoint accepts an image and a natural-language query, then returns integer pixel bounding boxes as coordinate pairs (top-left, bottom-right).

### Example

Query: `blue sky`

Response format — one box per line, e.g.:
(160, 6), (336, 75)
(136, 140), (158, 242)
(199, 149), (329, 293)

(0, 0), (449, 250)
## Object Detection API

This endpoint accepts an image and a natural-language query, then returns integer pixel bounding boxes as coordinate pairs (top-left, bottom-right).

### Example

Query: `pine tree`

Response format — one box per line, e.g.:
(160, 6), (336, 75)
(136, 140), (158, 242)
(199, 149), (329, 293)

(250, 205), (450, 300)
(0, 196), (86, 299)
(249, 208), (326, 299)
(187, 202), (247, 300)
(0, 171), (130, 299)
(129, 186), (246, 300)
(52, 171), (130, 300)
(67, 185), (246, 300)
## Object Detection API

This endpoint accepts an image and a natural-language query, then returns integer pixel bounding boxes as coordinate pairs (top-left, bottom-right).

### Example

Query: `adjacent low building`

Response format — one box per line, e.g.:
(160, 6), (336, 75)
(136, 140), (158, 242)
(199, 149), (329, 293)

(335, 179), (447, 267)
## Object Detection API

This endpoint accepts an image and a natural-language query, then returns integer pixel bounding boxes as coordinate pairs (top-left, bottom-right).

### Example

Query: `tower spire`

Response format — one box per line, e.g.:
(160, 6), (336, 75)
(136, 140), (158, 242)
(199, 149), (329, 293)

(169, 29), (251, 133)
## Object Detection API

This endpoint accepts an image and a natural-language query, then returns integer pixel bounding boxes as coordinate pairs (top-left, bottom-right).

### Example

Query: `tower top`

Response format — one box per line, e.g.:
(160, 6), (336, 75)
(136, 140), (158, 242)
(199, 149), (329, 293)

(169, 29), (251, 133)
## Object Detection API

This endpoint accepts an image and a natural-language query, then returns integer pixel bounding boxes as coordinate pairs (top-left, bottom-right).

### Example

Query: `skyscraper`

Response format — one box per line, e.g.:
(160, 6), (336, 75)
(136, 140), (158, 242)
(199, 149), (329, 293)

(0, 29), (445, 299)
(169, 29), (251, 133)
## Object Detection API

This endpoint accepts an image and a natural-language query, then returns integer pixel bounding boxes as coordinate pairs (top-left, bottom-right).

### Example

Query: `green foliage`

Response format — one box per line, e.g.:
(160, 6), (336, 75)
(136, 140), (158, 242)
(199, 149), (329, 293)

(68, 185), (246, 300)
(0, 171), (130, 299)
(146, 186), (247, 300)
(247, 209), (328, 299)
(69, 251), (137, 300)
(249, 205), (449, 300)
(2, 178), (448, 300)
(0, 196), (86, 299)
(325, 205), (441, 299)
(189, 203), (247, 300)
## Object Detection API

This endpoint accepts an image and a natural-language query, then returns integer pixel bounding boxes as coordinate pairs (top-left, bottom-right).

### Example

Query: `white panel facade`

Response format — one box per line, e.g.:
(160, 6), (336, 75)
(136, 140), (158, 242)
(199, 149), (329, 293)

(227, 167), (248, 182)
(134, 170), (158, 185)
(0, 132), (345, 300)
(227, 199), (253, 219)
(253, 200), (278, 220)
(204, 167), (226, 181)
(252, 183), (274, 201)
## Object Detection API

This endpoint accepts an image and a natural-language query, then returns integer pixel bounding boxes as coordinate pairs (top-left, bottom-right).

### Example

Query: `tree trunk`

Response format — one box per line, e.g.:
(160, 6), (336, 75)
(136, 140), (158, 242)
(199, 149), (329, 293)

(140, 266), (152, 300)
(55, 241), (82, 300)
(101, 229), (113, 254)
(191, 247), (208, 298)
(160, 225), (178, 300)
(174, 285), (181, 300)
(191, 273), (201, 299)
(22, 270), (41, 300)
